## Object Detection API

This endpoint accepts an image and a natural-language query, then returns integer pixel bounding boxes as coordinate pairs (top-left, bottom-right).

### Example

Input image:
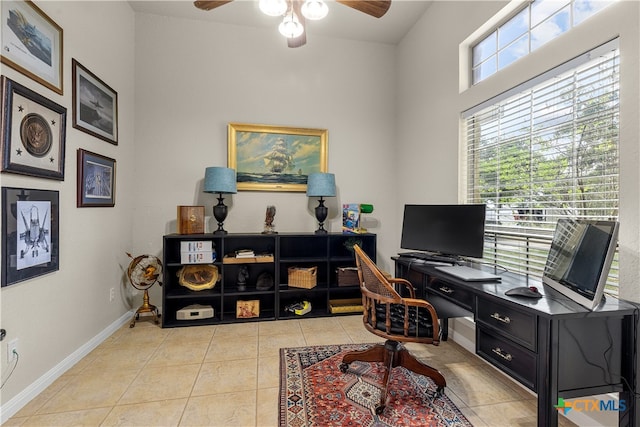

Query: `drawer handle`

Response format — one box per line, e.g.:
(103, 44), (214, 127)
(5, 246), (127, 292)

(490, 312), (511, 324)
(492, 347), (513, 362)
(438, 286), (454, 294)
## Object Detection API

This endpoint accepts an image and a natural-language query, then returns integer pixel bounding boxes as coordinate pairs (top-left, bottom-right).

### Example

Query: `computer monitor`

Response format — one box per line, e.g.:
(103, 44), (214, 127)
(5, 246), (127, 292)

(400, 204), (486, 260)
(542, 218), (619, 310)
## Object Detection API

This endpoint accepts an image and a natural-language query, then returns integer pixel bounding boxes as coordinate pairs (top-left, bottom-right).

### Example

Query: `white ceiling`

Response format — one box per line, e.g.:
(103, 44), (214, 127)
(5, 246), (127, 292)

(128, 0), (433, 44)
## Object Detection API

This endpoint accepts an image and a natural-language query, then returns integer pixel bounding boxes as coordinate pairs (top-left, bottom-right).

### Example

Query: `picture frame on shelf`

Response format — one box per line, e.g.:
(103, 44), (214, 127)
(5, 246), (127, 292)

(0, 0), (64, 95)
(72, 59), (118, 145)
(236, 300), (260, 319)
(1, 186), (59, 287)
(0, 75), (66, 180)
(77, 148), (116, 207)
(227, 122), (327, 192)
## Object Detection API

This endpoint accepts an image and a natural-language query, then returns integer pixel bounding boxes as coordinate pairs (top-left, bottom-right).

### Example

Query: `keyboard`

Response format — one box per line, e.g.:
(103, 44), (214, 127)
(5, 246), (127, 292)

(434, 265), (501, 282)
(398, 252), (457, 264)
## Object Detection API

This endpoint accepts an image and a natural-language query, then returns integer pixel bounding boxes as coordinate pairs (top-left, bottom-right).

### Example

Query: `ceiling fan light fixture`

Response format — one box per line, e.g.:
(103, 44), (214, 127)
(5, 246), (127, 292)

(279, 12), (304, 38)
(259, 0), (288, 17)
(301, 0), (328, 20)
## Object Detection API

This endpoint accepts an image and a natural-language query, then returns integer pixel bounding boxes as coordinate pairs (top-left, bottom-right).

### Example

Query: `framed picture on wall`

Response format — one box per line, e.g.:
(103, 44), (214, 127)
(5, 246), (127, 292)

(0, 0), (64, 95)
(227, 122), (328, 192)
(0, 76), (67, 180)
(77, 149), (116, 207)
(72, 59), (118, 145)
(1, 186), (59, 287)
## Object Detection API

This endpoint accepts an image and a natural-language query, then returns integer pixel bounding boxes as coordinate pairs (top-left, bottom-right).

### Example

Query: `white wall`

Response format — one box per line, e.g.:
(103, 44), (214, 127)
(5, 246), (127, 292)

(395, 1), (506, 249)
(0, 1), (136, 416)
(132, 12), (400, 291)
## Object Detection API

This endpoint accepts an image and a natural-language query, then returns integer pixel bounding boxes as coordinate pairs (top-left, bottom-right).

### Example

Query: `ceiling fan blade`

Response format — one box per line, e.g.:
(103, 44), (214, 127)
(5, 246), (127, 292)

(288, 0), (306, 48)
(335, 0), (391, 18)
(193, 0), (234, 11)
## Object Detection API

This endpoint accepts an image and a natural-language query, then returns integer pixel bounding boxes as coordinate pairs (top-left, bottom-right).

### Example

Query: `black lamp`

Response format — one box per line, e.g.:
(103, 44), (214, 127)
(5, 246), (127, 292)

(204, 167), (237, 234)
(306, 172), (336, 234)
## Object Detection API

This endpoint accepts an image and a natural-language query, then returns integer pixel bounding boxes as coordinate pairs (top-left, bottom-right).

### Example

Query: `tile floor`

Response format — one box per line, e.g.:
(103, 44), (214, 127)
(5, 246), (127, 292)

(4, 315), (577, 426)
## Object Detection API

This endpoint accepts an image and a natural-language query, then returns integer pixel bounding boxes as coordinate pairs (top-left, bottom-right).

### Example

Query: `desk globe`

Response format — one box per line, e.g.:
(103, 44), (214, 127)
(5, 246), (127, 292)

(126, 252), (162, 327)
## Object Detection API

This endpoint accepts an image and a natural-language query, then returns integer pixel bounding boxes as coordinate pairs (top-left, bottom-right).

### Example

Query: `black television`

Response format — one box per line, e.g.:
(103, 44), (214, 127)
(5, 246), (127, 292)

(542, 218), (619, 310)
(400, 204), (486, 261)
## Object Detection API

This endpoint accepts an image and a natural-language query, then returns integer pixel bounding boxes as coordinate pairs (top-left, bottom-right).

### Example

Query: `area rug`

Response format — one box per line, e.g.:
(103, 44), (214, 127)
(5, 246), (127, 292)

(279, 343), (472, 427)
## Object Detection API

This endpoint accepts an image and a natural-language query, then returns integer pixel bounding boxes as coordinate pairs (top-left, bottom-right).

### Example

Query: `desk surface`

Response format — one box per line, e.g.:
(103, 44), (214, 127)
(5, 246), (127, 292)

(394, 256), (637, 318)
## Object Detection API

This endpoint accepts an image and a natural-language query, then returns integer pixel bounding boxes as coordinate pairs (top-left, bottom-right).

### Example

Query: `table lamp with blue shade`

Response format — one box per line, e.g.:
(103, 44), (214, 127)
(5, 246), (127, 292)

(204, 167), (237, 234)
(306, 172), (336, 234)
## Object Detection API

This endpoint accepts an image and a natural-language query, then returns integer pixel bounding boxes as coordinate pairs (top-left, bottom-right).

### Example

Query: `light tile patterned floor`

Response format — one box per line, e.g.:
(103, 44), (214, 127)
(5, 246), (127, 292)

(4, 315), (577, 426)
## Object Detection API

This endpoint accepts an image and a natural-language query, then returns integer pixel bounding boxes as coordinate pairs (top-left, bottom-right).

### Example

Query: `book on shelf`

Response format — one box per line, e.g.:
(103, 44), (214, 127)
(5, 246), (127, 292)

(235, 249), (255, 258)
(180, 251), (216, 264)
(180, 240), (214, 252)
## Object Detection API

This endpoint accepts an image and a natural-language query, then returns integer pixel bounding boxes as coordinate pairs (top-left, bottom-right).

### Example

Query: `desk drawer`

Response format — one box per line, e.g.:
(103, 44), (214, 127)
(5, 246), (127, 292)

(477, 327), (537, 392)
(426, 278), (473, 311)
(476, 297), (537, 351)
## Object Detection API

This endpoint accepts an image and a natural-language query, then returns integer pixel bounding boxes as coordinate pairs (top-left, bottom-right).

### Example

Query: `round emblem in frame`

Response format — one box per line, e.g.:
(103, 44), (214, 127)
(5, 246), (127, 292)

(20, 113), (53, 158)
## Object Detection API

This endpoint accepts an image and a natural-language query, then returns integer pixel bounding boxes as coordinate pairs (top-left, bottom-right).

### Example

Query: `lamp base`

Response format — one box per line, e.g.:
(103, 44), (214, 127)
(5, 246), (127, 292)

(314, 197), (328, 234)
(213, 194), (229, 235)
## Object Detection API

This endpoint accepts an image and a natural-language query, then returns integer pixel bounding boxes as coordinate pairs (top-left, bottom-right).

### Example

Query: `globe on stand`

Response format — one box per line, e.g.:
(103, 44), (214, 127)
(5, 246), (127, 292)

(126, 252), (162, 328)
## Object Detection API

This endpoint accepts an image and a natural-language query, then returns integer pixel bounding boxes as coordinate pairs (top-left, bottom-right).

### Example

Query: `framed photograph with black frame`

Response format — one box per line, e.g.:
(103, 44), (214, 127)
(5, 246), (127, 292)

(0, 0), (64, 95)
(0, 75), (66, 180)
(77, 148), (116, 207)
(72, 59), (118, 145)
(1, 186), (59, 287)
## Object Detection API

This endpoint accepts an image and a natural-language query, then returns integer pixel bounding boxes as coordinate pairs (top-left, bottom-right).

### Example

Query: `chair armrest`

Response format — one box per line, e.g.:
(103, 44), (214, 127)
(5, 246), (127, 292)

(403, 298), (440, 341)
(388, 278), (415, 298)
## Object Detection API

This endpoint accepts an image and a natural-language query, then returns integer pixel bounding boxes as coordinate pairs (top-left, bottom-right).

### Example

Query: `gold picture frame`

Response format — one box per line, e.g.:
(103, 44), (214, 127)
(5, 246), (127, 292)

(1, 0), (64, 95)
(228, 122), (328, 192)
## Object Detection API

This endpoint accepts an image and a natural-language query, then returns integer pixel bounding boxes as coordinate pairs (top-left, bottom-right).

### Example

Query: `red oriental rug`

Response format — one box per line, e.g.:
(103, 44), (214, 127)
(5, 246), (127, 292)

(279, 343), (473, 427)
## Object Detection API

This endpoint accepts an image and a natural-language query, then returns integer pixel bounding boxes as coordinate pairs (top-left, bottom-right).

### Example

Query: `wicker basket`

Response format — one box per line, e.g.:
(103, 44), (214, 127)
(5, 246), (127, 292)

(288, 266), (317, 289)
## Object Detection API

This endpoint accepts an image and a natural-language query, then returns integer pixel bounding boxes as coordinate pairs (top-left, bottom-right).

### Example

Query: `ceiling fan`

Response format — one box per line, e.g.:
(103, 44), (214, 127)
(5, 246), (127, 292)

(193, 0), (392, 48)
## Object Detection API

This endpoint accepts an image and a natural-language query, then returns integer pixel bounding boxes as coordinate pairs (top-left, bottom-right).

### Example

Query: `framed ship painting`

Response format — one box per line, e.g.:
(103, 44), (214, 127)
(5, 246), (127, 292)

(227, 123), (328, 192)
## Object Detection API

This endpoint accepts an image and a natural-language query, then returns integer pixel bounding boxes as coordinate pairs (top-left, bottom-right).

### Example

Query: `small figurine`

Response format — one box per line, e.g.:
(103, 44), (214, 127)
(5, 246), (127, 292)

(262, 205), (277, 234)
(237, 265), (249, 291)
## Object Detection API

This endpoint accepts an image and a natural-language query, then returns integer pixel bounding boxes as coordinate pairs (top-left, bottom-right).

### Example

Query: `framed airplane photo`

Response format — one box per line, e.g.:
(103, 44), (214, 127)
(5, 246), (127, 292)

(72, 59), (118, 145)
(0, 0), (64, 95)
(1, 186), (59, 287)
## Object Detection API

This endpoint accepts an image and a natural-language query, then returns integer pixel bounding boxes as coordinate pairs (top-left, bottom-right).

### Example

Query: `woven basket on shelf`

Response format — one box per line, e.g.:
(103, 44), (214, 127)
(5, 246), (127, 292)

(288, 266), (317, 289)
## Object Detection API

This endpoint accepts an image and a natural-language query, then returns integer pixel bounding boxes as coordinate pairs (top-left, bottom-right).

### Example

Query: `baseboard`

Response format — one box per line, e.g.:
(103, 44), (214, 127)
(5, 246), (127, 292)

(0, 310), (133, 424)
(448, 317), (612, 427)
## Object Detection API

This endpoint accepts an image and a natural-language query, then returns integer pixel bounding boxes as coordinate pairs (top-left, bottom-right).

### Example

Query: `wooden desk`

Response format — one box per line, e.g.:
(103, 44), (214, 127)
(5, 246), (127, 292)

(393, 257), (639, 427)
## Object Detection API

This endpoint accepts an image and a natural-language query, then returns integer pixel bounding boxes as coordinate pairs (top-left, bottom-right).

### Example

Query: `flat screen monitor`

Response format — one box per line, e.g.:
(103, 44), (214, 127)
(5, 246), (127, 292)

(542, 218), (619, 310)
(400, 204), (486, 259)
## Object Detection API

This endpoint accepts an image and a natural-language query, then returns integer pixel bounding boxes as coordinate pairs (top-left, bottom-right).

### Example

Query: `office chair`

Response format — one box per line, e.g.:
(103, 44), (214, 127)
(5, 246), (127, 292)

(339, 244), (446, 414)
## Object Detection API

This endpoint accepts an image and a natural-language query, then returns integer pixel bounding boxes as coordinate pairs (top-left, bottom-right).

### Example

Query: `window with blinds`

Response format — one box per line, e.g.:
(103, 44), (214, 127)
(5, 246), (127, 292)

(463, 39), (620, 293)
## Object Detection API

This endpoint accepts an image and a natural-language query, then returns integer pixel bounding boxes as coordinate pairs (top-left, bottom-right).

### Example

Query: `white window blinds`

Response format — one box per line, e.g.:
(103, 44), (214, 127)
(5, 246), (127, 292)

(463, 40), (620, 293)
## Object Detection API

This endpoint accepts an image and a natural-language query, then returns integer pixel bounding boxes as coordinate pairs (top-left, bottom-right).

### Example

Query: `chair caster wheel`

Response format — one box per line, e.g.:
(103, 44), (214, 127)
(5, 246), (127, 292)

(375, 405), (385, 415)
(339, 363), (349, 373)
(436, 386), (445, 396)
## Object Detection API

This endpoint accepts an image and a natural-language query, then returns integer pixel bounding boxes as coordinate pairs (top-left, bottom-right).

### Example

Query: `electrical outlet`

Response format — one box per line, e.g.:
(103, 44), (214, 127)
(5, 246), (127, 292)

(110, 287), (115, 302)
(7, 338), (18, 361)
